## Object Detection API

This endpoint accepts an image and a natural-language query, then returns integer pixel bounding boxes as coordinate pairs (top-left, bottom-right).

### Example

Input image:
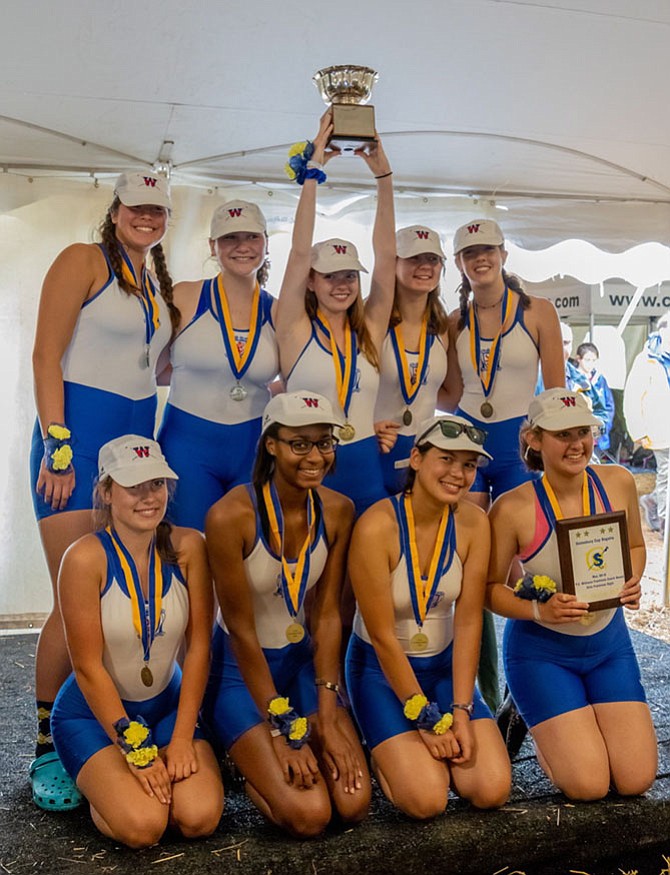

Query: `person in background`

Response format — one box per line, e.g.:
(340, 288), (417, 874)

(575, 342), (615, 455)
(624, 312), (670, 533)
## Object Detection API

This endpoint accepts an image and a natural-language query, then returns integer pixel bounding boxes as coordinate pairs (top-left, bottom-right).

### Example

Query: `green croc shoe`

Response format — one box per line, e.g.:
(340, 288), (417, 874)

(29, 752), (83, 811)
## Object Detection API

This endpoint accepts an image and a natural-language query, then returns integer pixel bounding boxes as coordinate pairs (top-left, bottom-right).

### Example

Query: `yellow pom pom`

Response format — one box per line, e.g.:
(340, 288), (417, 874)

(289, 717), (308, 741)
(513, 579), (524, 593)
(268, 696), (291, 716)
(126, 745), (158, 768)
(47, 424), (71, 440)
(403, 694), (428, 721)
(123, 721), (150, 749)
(284, 162), (297, 180)
(288, 141), (308, 158)
(432, 712), (454, 735)
(51, 444), (73, 471)
(533, 575), (557, 594)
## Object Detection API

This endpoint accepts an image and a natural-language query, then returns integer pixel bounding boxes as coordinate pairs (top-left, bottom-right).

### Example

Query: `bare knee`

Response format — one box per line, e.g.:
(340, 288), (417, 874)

(172, 802), (223, 839)
(466, 778), (511, 810)
(393, 787), (447, 820)
(113, 810), (167, 849)
(612, 767), (656, 798)
(277, 793), (332, 838)
(557, 772), (609, 802)
(334, 784), (371, 825)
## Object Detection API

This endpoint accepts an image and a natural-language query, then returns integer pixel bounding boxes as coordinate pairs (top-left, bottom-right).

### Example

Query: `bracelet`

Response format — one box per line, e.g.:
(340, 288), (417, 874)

(315, 678), (340, 693)
(269, 728), (282, 738)
(532, 600), (541, 622)
(267, 696), (310, 749)
(513, 572), (557, 605)
(43, 423), (74, 473)
(113, 715), (158, 769)
(374, 171), (393, 179)
(403, 694), (453, 736)
(451, 702), (474, 716)
(284, 140), (327, 185)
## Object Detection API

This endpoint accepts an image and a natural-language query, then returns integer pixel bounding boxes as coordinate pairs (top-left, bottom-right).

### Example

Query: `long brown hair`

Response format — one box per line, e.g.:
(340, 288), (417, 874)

(98, 197), (180, 332)
(306, 279), (380, 371)
(456, 267), (531, 330)
(390, 286), (449, 336)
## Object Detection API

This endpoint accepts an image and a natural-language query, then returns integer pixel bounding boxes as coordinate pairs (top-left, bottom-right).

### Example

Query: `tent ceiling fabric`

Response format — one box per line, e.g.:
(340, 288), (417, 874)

(2, 0), (670, 247)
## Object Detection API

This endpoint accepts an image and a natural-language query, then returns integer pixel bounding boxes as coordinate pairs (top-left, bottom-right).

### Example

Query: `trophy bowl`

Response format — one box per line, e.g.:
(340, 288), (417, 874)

(313, 65), (379, 106)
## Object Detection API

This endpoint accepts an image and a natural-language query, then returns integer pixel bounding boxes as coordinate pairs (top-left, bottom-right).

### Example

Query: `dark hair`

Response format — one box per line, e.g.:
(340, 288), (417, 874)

(390, 282), (449, 336)
(93, 475), (179, 563)
(306, 273), (380, 371)
(457, 267), (531, 330)
(402, 442), (431, 493)
(576, 342), (598, 358)
(98, 197), (180, 333)
(519, 422), (544, 472)
(251, 422), (337, 490)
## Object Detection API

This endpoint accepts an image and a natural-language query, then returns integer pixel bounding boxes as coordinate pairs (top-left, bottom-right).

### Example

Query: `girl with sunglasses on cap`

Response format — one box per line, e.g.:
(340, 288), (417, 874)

(374, 225), (450, 496)
(275, 111), (396, 517)
(29, 171), (178, 810)
(487, 389), (657, 800)
(345, 415), (511, 819)
(50, 436), (223, 847)
(203, 392), (371, 836)
(157, 200), (279, 530)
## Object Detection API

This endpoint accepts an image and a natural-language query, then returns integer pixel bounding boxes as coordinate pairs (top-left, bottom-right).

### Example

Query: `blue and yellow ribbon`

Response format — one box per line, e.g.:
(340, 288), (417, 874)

(261, 482), (315, 618)
(315, 310), (357, 419)
(211, 275), (262, 381)
(119, 247), (161, 350)
(389, 314), (432, 409)
(468, 284), (514, 399)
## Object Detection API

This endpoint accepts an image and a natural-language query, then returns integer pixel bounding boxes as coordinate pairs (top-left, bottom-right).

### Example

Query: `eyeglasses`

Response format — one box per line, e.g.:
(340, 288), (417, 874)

(417, 420), (487, 446)
(276, 437), (339, 456)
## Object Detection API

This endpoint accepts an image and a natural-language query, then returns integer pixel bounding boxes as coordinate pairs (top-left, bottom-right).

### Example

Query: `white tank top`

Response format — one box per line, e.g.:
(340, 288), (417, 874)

(456, 306), (539, 422)
(98, 531), (190, 701)
(215, 487), (329, 649)
(168, 281), (278, 424)
(61, 247), (172, 400)
(286, 327), (380, 442)
(374, 331), (448, 434)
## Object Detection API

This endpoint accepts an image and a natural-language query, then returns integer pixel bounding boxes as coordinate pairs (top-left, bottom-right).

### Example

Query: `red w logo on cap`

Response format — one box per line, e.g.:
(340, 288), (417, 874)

(416, 230), (429, 239)
(560, 397), (577, 407)
(467, 224), (481, 234)
(133, 446), (151, 458)
(333, 244), (347, 254)
(143, 177), (157, 188)
(228, 208), (242, 217)
(302, 398), (320, 408)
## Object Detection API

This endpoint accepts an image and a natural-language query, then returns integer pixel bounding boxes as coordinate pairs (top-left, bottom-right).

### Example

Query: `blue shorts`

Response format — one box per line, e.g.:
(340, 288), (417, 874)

(380, 433), (414, 496)
(325, 435), (386, 517)
(345, 634), (492, 750)
(503, 610), (647, 728)
(158, 403), (262, 530)
(51, 668), (206, 780)
(202, 626), (319, 750)
(30, 383), (157, 521)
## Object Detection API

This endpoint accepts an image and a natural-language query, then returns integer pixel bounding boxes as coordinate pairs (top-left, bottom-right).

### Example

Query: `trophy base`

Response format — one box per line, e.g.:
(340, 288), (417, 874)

(329, 104), (376, 152)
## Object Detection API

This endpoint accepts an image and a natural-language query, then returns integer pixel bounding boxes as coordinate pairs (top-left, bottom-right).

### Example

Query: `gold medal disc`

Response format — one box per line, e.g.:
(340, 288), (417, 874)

(340, 422), (356, 442)
(409, 631), (429, 652)
(141, 664), (154, 687)
(285, 622), (305, 644)
(480, 401), (494, 419)
(402, 409), (413, 427)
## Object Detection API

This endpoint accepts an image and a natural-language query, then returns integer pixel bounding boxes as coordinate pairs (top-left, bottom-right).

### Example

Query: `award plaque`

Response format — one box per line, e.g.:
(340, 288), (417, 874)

(313, 65), (378, 152)
(556, 511), (632, 612)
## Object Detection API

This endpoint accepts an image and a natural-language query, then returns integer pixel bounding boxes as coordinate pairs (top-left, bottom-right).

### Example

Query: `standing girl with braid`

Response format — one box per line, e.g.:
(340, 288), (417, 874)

(29, 171), (177, 810)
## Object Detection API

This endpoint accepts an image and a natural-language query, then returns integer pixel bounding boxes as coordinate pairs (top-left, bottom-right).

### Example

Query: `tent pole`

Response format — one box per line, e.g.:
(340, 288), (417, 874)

(664, 475), (670, 607)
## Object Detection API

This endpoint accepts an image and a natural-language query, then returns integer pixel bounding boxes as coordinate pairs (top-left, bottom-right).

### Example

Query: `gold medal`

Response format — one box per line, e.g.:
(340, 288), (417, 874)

(286, 622), (305, 644)
(410, 631), (429, 652)
(403, 409), (413, 427)
(480, 401), (494, 419)
(340, 422), (356, 442)
(141, 664), (154, 687)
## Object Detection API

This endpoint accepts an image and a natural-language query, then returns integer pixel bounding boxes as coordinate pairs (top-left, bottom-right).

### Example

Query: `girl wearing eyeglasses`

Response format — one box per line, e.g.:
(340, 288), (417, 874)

(487, 389), (656, 800)
(345, 414), (511, 818)
(203, 392), (371, 836)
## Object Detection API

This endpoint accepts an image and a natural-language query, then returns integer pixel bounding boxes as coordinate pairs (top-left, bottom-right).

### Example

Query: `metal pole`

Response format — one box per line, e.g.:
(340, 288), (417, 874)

(664, 463), (670, 607)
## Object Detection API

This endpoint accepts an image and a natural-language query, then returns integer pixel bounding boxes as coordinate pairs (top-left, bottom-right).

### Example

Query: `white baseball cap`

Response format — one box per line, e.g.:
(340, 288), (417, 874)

(262, 392), (343, 434)
(415, 414), (493, 460)
(311, 239), (368, 274)
(114, 172), (171, 210)
(98, 435), (178, 487)
(528, 389), (602, 431)
(453, 219), (504, 256)
(210, 200), (267, 239)
(396, 225), (446, 260)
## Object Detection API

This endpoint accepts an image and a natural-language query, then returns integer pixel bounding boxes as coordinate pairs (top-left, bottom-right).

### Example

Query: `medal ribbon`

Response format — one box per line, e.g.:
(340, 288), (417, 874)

(397, 494), (456, 628)
(106, 527), (163, 664)
(468, 284), (514, 398)
(389, 315), (432, 407)
(535, 471), (596, 526)
(211, 275), (262, 381)
(315, 310), (357, 418)
(261, 482), (314, 618)
(119, 247), (161, 348)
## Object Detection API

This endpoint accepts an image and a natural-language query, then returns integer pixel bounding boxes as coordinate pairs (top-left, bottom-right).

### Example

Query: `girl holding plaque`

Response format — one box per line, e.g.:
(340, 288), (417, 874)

(345, 414), (511, 819)
(51, 436), (224, 847)
(487, 388), (657, 800)
(158, 200), (278, 530)
(29, 172), (177, 810)
(203, 392), (371, 836)
(276, 111), (396, 516)
(374, 226), (450, 495)
(444, 219), (564, 507)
